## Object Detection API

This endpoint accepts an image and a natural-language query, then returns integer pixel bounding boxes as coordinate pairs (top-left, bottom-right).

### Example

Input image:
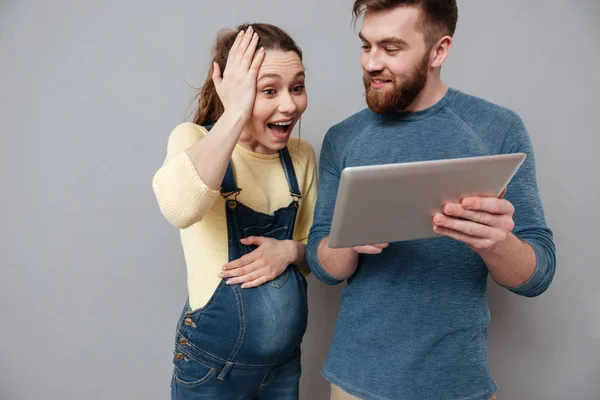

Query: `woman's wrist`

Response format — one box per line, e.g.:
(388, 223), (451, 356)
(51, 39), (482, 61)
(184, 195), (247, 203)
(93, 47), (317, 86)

(287, 240), (306, 266)
(220, 109), (250, 132)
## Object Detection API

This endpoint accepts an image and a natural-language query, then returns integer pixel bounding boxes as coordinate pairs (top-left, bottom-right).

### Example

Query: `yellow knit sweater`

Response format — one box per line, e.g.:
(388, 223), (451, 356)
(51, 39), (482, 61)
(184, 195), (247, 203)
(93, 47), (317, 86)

(152, 122), (318, 310)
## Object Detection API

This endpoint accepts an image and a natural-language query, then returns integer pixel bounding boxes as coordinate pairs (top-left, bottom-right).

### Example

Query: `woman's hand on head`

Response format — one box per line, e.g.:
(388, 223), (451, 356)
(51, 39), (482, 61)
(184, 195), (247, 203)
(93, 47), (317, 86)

(212, 26), (266, 123)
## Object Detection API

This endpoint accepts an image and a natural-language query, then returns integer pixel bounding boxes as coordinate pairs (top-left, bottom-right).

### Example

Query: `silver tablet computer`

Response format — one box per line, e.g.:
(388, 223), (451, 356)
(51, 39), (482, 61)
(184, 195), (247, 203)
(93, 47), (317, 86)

(328, 153), (526, 248)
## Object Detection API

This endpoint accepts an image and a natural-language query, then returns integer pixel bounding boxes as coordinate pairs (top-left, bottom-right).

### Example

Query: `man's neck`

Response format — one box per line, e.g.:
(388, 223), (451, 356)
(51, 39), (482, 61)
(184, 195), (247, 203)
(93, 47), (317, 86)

(403, 75), (448, 113)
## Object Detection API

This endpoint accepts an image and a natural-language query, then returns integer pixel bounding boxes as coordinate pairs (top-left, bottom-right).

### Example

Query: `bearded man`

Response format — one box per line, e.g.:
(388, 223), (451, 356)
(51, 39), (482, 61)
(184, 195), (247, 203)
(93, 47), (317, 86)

(306, 1), (556, 399)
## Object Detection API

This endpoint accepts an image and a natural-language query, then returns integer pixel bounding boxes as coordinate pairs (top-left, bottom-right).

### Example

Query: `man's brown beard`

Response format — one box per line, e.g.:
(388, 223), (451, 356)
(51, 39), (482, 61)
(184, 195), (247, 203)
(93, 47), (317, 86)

(363, 53), (430, 114)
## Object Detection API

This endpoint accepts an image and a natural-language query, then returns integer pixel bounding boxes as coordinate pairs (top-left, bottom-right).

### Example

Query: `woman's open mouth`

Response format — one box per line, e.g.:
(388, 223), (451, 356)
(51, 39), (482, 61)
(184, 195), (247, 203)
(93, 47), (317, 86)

(266, 119), (294, 140)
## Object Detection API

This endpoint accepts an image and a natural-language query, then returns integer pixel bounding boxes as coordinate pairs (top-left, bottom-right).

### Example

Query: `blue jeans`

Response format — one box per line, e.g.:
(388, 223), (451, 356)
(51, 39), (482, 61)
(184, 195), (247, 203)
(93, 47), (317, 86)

(171, 344), (302, 399)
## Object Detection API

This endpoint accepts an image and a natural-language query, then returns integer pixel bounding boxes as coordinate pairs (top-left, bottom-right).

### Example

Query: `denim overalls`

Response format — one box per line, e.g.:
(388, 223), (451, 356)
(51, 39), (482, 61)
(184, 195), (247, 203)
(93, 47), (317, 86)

(170, 125), (308, 399)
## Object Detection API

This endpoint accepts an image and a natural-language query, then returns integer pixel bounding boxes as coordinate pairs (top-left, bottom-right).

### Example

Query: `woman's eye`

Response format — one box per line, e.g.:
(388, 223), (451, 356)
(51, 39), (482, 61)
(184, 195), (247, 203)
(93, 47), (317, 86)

(292, 85), (305, 93)
(263, 89), (276, 96)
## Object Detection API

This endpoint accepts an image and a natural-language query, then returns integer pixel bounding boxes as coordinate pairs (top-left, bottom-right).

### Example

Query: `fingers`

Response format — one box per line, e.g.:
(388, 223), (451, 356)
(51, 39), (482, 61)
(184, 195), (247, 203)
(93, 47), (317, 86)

(220, 261), (260, 280)
(225, 264), (280, 289)
(433, 214), (506, 242)
(442, 203), (503, 228)
(372, 243), (389, 248)
(222, 252), (257, 272)
(235, 27), (255, 66)
(461, 197), (515, 216)
(228, 29), (245, 61)
(240, 276), (270, 289)
(239, 236), (264, 246)
(355, 246), (383, 255)
(223, 266), (263, 286)
(441, 202), (515, 232)
(249, 47), (265, 77)
(432, 225), (496, 251)
(241, 32), (259, 68)
(353, 243), (389, 254)
(224, 26), (262, 81)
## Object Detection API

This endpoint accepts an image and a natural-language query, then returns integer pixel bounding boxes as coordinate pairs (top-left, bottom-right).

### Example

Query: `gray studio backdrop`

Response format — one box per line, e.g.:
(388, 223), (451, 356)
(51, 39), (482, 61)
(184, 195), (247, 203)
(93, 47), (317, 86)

(1, 0), (598, 399)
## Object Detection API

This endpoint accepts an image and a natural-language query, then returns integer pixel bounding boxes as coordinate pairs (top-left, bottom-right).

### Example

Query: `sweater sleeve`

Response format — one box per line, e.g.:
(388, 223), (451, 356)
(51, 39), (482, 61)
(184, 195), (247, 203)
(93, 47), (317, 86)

(306, 132), (346, 285)
(152, 122), (220, 229)
(500, 115), (557, 297)
(291, 140), (319, 276)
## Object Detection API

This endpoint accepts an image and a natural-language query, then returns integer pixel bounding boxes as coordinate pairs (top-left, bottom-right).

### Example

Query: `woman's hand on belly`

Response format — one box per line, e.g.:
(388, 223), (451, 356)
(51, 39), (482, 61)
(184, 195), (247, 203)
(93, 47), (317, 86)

(219, 237), (305, 288)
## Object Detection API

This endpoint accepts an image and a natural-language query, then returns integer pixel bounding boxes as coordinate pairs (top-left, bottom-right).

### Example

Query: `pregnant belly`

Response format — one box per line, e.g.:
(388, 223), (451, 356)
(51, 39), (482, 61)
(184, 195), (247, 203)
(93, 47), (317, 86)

(237, 270), (308, 364)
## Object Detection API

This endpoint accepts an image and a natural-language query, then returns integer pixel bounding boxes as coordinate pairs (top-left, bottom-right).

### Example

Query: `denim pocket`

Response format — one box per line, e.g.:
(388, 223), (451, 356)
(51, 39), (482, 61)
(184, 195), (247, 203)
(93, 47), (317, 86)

(266, 267), (289, 288)
(242, 224), (289, 242)
(172, 347), (217, 387)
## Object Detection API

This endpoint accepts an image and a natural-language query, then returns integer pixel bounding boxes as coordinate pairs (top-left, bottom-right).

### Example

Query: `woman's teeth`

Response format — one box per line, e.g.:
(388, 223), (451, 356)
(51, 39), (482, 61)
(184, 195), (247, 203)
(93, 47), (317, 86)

(267, 120), (293, 136)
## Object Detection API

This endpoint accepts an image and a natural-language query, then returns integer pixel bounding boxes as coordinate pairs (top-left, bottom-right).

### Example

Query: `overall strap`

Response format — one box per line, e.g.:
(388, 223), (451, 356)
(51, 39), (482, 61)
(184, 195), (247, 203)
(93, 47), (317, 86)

(221, 162), (240, 197)
(278, 147), (302, 207)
